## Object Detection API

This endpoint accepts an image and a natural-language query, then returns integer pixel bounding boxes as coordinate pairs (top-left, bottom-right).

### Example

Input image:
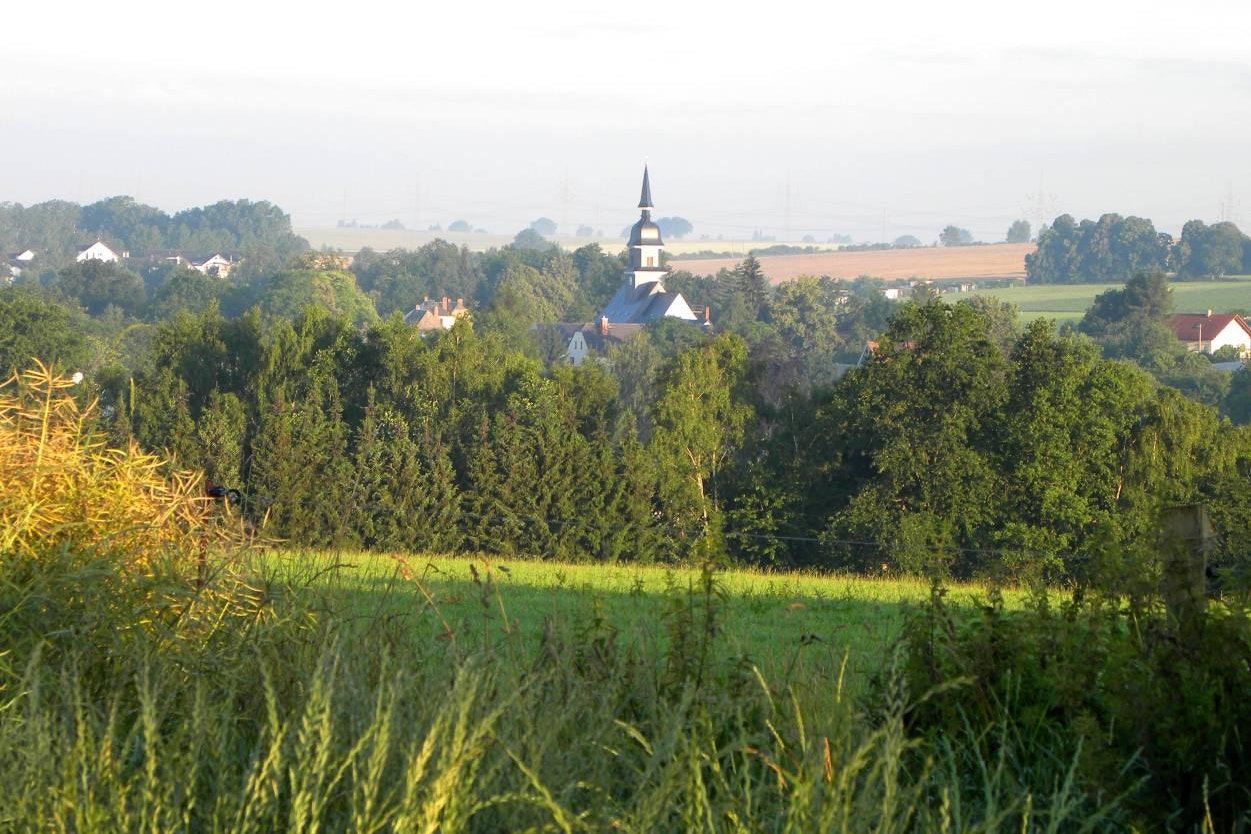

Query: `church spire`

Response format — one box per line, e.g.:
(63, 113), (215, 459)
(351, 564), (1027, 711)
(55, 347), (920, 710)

(638, 165), (654, 212)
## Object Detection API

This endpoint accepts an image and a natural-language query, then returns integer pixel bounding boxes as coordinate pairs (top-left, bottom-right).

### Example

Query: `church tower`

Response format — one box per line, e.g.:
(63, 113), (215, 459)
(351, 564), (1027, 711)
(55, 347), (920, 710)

(596, 165), (698, 326)
(626, 165), (666, 288)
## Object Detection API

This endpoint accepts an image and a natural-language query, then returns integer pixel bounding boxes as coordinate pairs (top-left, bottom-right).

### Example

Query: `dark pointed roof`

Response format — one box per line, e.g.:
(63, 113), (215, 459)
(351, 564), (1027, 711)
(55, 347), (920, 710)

(638, 165), (653, 210)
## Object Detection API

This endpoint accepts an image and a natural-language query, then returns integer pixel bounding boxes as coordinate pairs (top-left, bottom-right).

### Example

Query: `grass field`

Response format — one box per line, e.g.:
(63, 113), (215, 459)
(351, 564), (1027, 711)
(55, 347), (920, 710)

(270, 552), (1006, 712)
(970, 275), (1251, 323)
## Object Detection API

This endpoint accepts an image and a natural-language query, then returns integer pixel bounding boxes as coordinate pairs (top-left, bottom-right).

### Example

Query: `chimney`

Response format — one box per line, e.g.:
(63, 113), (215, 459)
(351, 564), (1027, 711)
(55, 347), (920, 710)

(704, 305), (711, 324)
(599, 315), (609, 336)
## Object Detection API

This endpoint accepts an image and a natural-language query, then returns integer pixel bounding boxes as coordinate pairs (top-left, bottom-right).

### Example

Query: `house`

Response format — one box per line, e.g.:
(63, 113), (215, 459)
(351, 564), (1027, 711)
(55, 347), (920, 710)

(559, 167), (706, 363)
(882, 287), (904, 300)
(554, 318), (647, 365)
(404, 296), (470, 332)
(76, 240), (123, 263)
(5, 249), (34, 281)
(193, 253), (234, 278)
(1169, 311), (1251, 357)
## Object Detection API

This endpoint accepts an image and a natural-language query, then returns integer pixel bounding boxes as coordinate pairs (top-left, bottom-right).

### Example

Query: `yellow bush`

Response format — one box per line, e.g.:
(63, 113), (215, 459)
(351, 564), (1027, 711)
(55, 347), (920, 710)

(0, 361), (210, 568)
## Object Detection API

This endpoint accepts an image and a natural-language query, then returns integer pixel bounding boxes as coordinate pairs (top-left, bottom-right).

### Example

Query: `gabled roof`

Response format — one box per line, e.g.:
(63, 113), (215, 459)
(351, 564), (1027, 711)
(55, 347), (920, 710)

(552, 321), (646, 353)
(1169, 313), (1251, 342)
(600, 280), (697, 324)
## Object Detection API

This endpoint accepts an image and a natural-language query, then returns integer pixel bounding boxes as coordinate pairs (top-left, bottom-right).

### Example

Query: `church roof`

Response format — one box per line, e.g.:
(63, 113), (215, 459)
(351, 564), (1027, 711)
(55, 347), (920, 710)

(601, 280), (697, 324)
(638, 165), (654, 209)
(628, 216), (664, 247)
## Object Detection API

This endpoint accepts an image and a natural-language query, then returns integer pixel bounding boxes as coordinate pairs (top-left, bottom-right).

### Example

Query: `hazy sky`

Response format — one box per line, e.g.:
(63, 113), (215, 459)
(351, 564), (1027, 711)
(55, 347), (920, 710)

(4, 0), (1250, 243)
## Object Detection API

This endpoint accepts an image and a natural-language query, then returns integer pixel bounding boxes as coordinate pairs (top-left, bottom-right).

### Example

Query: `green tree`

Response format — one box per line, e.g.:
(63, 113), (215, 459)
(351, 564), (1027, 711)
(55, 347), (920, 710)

(254, 268), (378, 326)
(766, 276), (844, 388)
(656, 216), (693, 238)
(147, 268), (225, 320)
(1006, 219), (1031, 243)
(529, 217), (558, 236)
(822, 301), (1009, 575)
(1175, 220), (1247, 279)
(650, 334), (754, 556)
(1027, 214), (1169, 284)
(0, 288), (89, 374)
(939, 226), (973, 246)
(51, 260), (146, 317)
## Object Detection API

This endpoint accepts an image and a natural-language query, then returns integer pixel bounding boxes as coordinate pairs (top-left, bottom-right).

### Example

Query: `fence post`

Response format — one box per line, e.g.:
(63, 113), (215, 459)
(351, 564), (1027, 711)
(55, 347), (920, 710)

(1161, 504), (1211, 645)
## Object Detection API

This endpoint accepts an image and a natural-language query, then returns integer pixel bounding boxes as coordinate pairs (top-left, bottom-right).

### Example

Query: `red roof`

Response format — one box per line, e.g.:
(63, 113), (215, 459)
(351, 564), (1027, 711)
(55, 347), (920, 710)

(1168, 313), (1251, 343)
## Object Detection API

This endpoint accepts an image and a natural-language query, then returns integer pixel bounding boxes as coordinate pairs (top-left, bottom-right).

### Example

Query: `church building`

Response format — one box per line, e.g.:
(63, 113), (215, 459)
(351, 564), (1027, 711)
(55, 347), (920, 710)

(599, 166), (699, 325)
(557, 167), (705, 365)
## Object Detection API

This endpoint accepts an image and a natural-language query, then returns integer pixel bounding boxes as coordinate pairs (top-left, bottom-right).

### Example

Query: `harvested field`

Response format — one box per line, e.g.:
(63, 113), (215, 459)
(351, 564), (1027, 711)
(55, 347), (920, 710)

(674, 242), (1034, 283)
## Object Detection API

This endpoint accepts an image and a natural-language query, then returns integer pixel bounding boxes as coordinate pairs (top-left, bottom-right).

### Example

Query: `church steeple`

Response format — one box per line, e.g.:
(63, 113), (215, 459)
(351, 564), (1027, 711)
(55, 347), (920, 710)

(638, 165), (654, 212)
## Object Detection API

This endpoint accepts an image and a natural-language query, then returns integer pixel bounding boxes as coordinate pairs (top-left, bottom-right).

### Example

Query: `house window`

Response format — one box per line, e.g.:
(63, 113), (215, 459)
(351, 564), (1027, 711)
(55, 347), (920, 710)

(646, 256), (654, 267)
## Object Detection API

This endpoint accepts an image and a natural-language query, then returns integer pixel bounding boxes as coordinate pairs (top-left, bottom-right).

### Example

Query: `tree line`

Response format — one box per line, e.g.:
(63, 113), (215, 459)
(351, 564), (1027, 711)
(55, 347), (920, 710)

(41, 292), (1239, 582)
(1026, 213), (1251, 283)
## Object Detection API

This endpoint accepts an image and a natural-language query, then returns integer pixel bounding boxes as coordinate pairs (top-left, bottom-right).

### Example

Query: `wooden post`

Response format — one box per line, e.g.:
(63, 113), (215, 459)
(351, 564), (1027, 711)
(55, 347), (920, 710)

(1161, 504), (1211, 645)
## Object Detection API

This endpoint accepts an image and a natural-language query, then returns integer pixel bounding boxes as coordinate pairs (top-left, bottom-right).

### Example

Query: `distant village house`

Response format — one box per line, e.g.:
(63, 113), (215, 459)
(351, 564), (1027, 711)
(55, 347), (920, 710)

(1169, 312), (1251, 358)
(76, 240), (125, 263)
(404, 296), (470, 332)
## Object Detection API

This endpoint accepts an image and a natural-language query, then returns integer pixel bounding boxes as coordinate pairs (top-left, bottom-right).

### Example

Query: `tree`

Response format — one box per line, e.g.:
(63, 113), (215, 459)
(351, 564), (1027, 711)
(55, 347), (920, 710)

(893, 235), (922, 248)
(1175, 220), (1247, 279)
(731, 254), (769, 321)
(447, 219), (472, 232)
(0, 288), (89, 374)
(512, 228), (553, 251)
(147, 268), (224, 320)
(651, 334), (754, 555)
(656, 216), (694, 239)
(529, 217), (558, 236)
(1027, 213), (1169, 284)
(1006, 220), (1031, 243)
(254, 268), (378, 326)
(575, 224), (594, 237)
(50, 260), (146, 317)
(767, 276), (844, 387)
(1079, 271), (1173, 339)
(940, 226), (974, 246)
(821, 300), (1010, 575)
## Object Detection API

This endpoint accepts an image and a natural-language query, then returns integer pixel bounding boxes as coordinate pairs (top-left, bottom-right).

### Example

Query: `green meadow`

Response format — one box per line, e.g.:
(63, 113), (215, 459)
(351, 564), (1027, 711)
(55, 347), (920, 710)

(270, 552), (1006, 711)
(969, 274), (1251, 323)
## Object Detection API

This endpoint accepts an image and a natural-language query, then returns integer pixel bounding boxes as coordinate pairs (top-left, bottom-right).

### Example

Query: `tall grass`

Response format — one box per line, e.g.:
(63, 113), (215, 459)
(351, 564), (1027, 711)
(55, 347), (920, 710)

(0, 366), (1125, 831)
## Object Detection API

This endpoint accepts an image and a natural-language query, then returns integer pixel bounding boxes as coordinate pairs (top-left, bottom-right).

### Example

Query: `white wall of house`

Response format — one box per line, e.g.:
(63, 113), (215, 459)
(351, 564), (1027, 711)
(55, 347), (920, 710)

(567, 332), (589, 365)
(76, 241), (120, 263)
(1206, 322), (1251, 355)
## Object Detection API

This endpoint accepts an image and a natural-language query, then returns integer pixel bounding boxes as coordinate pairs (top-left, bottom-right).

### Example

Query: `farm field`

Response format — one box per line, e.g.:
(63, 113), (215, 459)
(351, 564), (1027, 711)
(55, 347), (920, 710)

(271, 551), (1007, 708)
(671, 242), (1034, 282)
(970, 275), (1251, 324)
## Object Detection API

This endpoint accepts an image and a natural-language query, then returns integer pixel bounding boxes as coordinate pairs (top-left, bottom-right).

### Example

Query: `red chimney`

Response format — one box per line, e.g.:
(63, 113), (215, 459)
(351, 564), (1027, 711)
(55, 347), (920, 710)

(599, 315), (609, 336)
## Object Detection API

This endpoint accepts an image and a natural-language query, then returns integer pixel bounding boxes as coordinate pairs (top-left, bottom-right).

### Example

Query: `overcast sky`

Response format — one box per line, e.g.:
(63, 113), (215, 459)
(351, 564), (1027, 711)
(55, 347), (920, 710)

(3, 0), (1250, 242)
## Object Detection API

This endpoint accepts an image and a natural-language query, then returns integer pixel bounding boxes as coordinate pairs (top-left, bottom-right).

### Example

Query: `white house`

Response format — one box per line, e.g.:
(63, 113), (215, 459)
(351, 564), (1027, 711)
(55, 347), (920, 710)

(193, 253), (234, 278)
(1169, 312), (1251, 357)
(76, 241), (122, 263)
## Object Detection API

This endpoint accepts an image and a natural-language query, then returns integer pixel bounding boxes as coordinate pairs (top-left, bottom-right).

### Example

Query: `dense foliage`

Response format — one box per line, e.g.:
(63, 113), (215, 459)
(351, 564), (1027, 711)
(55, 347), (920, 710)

(1026, 213), (1173, 284)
